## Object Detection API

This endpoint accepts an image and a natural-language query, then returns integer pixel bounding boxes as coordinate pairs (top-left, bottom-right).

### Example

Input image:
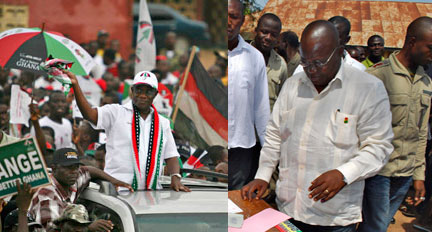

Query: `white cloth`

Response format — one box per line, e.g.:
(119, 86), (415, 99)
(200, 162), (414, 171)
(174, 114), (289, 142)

(72, 76), (103, 118)
(9, 85), (32, 127)
(255, 62), (394, 226)
(34, 76), (63, 90)
(34, 116), (73, 149)
(93, 101), (179, 190)
(228, 35), (270, 148)
(293, 50), (366, 75)
(76, 75), (102, 106)
(161, 72), (179, 86)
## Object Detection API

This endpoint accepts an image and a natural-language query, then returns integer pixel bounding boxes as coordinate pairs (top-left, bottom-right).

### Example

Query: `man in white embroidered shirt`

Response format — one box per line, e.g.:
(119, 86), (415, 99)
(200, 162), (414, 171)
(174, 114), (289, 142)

(241, 20), (394, 231)
(64, 69), (190, 192)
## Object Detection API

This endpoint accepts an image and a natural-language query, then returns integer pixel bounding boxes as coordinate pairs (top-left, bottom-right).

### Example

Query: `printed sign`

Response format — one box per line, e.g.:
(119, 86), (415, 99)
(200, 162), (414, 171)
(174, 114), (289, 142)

(0, 137), (51, 198)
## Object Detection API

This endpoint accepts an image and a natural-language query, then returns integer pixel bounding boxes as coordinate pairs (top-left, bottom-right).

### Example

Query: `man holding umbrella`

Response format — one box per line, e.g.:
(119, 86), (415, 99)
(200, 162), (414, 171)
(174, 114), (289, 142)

(63, 69), (190, 192)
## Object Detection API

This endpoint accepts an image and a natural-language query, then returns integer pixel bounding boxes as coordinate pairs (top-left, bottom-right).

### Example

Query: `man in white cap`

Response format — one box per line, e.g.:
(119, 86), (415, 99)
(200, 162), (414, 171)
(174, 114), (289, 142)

(64, 70), (189, 192)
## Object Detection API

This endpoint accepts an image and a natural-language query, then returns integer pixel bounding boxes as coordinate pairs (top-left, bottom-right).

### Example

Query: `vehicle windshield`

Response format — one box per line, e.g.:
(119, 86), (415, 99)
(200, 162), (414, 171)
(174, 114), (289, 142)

(135, 213), (227, 232)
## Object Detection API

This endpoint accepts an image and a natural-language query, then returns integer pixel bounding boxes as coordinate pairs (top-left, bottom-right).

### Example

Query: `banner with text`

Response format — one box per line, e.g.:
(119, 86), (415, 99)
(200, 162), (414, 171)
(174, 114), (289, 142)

(0, 137), (51, 198)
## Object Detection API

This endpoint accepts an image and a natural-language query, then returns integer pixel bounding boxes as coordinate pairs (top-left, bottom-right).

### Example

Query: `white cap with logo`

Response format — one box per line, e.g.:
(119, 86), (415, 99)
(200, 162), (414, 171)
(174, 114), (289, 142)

(133, 71), (158, 91)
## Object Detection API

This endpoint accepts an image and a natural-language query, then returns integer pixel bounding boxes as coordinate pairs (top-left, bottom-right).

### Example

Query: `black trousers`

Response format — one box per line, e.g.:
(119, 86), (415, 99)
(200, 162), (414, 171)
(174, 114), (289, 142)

(228, 143), (261, 190)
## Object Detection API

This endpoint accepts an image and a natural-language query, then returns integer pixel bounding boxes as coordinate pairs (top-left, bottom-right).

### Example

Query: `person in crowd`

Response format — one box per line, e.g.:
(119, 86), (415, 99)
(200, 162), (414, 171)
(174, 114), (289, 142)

(65, 69), (190, 192)
(207, 145), (228, 167)
(276, 30), (301, 77)
(213, 51), (228, 86)
(72, 120), (99, 156)
(207, 65), (224, 86)
(0, 103), (9, 132)
(328, 16), (365, 70)
(96, 30), (109, 54)
(357, 46), (366, 62)
(292, 16), (365, 76)
(32, 91), (73, 149)
(171, 53), (189, 80)
(29, 148), (132, 231)
(100, 91), (120, 106)
(242, 20), (393, 232)
(109, 39), (123, 63)
(158, 31), (180, 71)
(252, 13), (288, 111)
(3, 180), (42, 232)
(347, 46), (361, 62)
(118, 60), (134, 81)
(95, 144), (106, 170)
(228, 0), (270, 190)
(156, 55), (179, 91)
(362, 35), (386, 68)
(53, 204), (92, 232)
(358, 16), (432, 232)
(87, 41), (99, 58)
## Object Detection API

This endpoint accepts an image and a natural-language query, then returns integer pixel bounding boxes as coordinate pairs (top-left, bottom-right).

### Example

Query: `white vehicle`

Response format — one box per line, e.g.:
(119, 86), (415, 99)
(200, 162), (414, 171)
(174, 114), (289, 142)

(78, 173), (228, 232)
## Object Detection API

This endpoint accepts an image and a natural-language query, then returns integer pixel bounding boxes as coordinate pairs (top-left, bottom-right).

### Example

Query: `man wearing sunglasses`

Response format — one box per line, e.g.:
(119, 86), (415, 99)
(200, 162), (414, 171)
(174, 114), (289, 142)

(242, 20), (393, 231)
(64, 70), (190, 192)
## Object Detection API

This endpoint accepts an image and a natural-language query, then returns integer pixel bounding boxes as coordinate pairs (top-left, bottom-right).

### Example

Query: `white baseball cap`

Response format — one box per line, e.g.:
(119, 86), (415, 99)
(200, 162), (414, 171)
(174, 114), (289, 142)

(133, 71), (158, 91)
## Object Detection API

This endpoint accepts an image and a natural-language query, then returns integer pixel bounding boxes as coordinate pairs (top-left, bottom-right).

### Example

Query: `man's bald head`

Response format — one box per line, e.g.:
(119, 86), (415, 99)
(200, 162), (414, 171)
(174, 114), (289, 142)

(301, 20), (340, 52)
(328, 16), (351, 46)
(402, 16), (432, 67)
(300, 20), (343, 92)
(406, 16), (432, 42)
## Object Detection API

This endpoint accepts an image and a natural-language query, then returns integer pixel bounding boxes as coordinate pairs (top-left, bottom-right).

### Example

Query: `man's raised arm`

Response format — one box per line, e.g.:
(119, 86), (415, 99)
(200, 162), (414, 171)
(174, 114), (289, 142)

(63, 70), (98, 125)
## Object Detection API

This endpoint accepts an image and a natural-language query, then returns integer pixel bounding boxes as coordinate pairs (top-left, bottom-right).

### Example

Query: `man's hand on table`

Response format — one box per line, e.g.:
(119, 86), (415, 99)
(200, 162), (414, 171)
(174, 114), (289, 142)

(241, 179), (268, 201)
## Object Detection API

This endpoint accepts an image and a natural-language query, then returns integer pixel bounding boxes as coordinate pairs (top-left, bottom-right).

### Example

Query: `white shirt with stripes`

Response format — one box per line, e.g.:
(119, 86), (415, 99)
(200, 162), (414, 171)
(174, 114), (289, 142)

(255, 62), (394, 226)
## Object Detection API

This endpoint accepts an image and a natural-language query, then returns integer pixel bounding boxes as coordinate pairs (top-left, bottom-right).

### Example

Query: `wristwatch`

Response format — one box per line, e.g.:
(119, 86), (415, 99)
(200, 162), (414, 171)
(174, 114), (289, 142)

(170, 173), (182, 179)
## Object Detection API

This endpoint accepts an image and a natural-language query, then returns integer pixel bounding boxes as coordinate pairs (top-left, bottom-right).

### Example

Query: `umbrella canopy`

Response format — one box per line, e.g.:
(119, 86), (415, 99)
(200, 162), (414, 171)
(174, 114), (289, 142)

(0, 28), (95, 76)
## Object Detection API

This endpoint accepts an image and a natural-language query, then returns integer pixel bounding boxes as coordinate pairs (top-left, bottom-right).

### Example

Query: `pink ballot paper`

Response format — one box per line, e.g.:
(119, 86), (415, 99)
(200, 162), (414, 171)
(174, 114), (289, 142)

(228, 208), (290, 232)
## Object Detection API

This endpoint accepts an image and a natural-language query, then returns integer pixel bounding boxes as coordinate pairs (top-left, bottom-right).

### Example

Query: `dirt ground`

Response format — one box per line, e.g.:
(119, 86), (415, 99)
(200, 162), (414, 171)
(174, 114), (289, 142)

(388, 210), (418, 232)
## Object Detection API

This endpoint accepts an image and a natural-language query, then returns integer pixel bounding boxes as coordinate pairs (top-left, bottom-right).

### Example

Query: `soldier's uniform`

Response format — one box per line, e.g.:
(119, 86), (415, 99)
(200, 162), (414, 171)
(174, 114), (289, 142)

(359, 51), (432, 231)
(251, 41), (288, 111)
(367, 52), (431, 180)
(286, 52), (300, 78)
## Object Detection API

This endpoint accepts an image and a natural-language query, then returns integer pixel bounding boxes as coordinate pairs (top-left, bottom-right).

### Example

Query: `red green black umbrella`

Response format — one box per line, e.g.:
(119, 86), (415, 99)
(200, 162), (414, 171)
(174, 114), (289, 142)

(0, 27), (95, 76)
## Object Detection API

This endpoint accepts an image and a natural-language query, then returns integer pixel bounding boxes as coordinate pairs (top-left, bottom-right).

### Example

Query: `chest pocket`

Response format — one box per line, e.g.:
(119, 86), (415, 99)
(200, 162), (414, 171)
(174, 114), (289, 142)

(326, 111), (358, 148)
(389, 95), (408, 126)
(419, 94), (431, 128)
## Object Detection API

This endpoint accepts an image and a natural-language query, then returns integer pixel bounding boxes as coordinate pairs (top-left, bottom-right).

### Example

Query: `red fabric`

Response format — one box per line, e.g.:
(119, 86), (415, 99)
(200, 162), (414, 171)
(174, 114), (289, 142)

(181, 73), (228, 141)
(107, 64), (118, 78)
(0, 32), (38, 67)
(156, 55), (167, 61)
(131, 111), (141, 173)
(95, 78), (107, 92)
(146, 105), (160, 189)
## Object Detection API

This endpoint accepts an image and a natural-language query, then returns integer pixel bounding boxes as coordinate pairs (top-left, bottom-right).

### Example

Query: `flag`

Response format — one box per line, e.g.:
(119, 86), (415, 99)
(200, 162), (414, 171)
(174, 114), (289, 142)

(174, 56), (228, 149)
(9, 85), (32, 127)
(183, 149), (209, 169)
(135, 0), (156, 73)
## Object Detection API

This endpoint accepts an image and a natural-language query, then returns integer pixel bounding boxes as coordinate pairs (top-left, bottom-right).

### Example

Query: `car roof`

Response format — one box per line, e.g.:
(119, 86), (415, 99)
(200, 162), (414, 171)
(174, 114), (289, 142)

(123, 176), (227, 214)
(118, 190), (227, 214)
(84, 176), (227, 215)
